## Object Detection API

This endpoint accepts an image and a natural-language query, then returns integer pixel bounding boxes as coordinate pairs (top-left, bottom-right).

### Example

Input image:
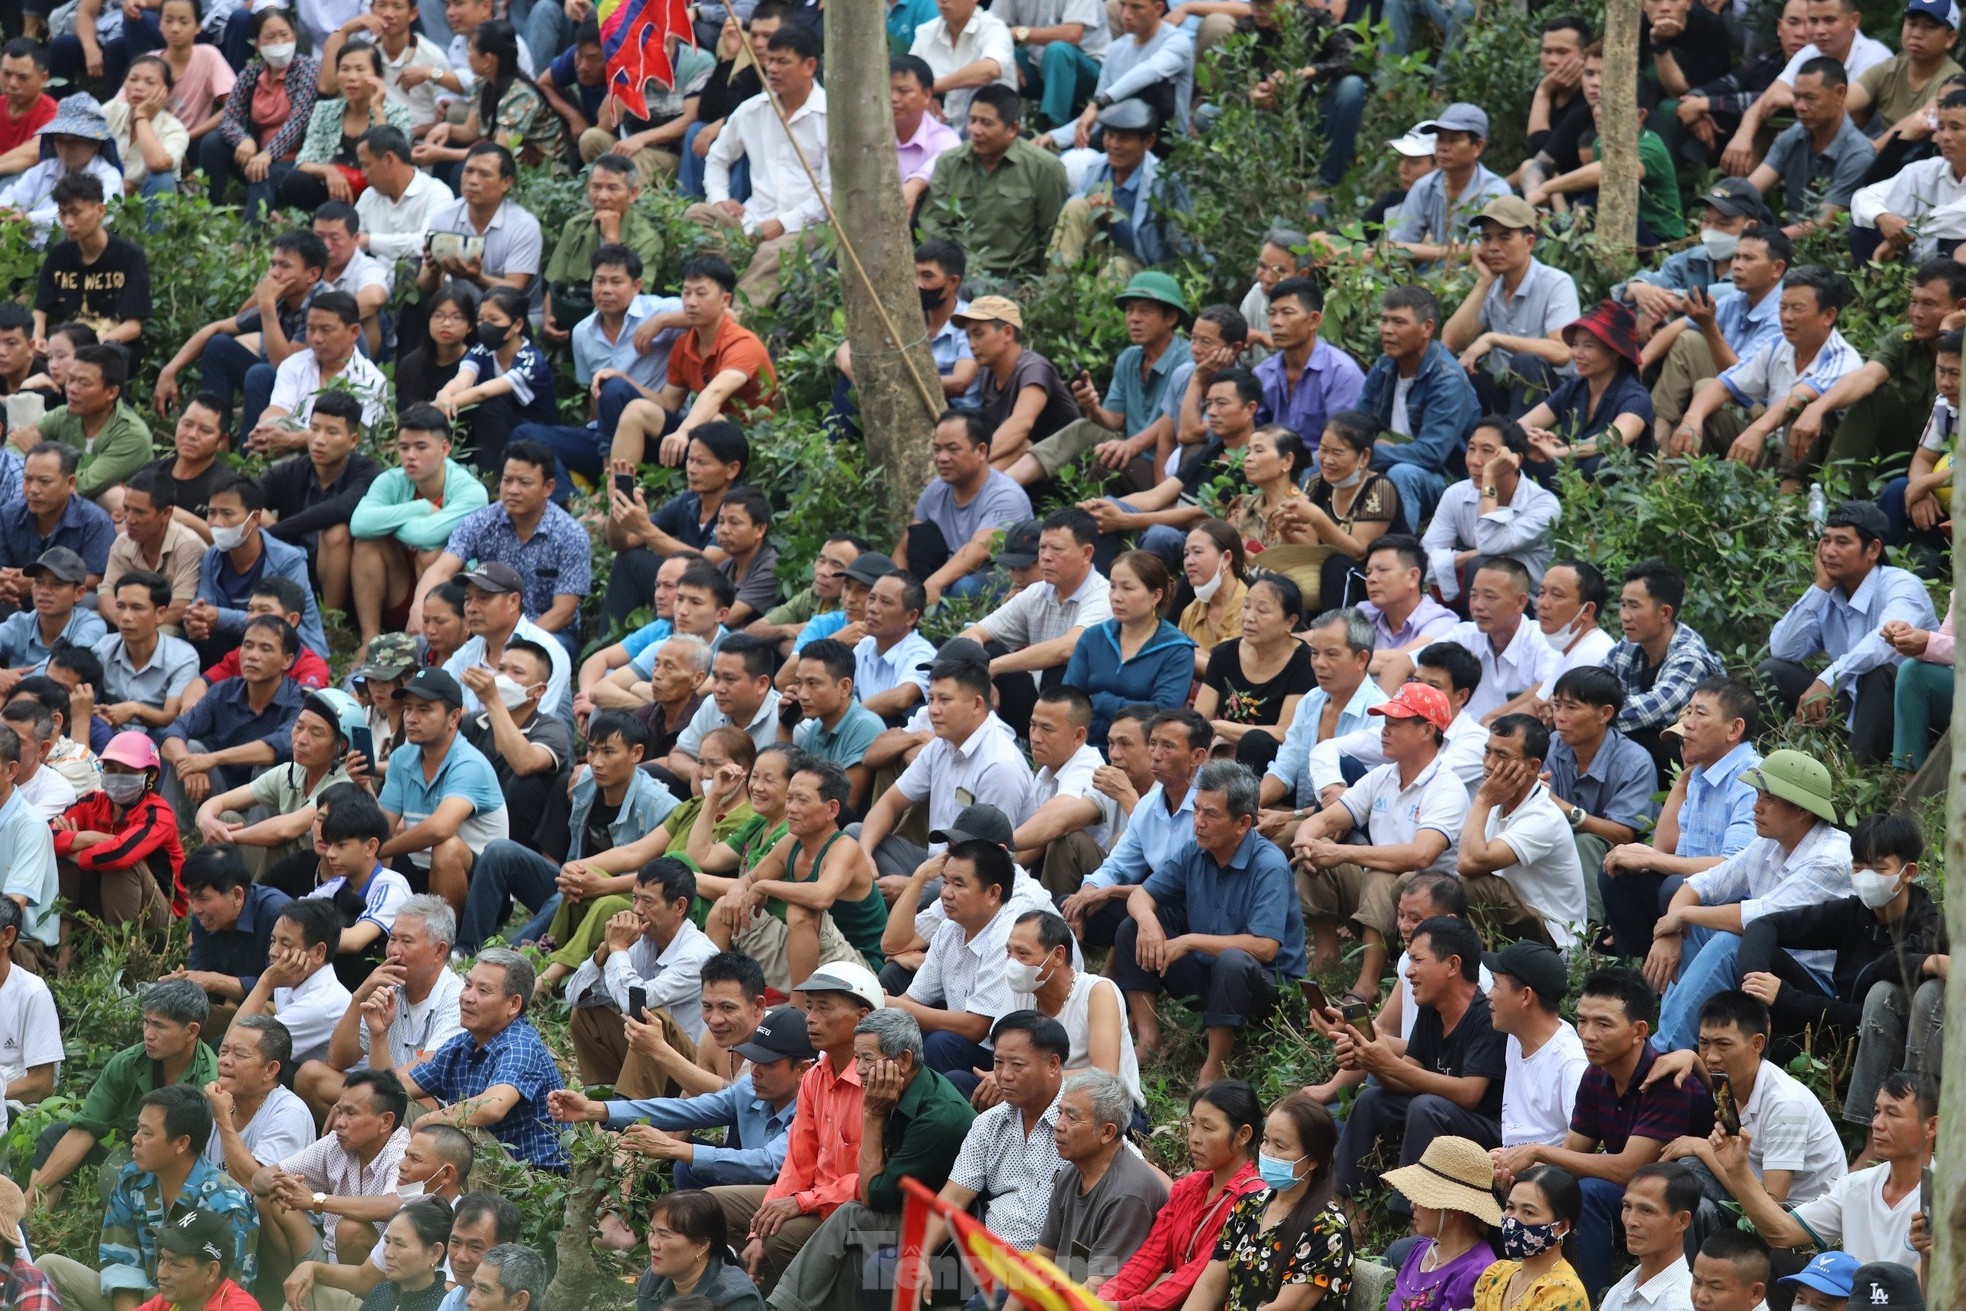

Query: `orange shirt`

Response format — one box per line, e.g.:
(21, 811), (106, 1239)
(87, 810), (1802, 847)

(667, 313), (778, 418)
(759, 1050), (863, 1220)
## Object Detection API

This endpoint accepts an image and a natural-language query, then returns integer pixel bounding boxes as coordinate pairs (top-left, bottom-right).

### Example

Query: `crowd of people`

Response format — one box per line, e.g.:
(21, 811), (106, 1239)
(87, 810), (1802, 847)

(0, 0), (1946, 1305)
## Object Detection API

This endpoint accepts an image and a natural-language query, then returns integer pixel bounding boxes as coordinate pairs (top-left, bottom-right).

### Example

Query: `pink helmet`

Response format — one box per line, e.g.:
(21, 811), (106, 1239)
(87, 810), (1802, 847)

(99, 731), (160, 771)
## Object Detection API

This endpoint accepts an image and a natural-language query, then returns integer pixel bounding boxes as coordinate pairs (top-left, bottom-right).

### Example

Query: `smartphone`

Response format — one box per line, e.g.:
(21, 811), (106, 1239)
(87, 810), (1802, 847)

(627, 986), (647, 1021)
(1341, 1001), (1375, 1040)
(348, 723), (374, 765)
(1712, 1072), (1742, 1136)
(1923, 1165), (1935, 1222)
(613, 472), (637, 500)
(1302, 979), (1332, 1018)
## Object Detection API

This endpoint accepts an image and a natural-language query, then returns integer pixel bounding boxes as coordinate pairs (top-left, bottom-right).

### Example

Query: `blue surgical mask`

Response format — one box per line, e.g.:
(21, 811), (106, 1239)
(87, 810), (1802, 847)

(1501, 1216), (1565, 1262)
(1257, 1151), (1305, 1190)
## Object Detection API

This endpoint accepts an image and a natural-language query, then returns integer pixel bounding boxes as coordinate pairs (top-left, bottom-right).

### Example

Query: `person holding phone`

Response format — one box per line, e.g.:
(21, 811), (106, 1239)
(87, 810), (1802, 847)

(1642, 223), (1789, 457)
(191, 688), (361, 887)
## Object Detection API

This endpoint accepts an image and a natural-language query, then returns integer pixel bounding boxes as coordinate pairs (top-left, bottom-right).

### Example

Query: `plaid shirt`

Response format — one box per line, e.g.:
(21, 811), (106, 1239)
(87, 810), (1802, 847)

(409, 1021), (568, 1171)
(100, 1156), (258, 1295)
(1570, 1041), (1712, 1155)
(1606, 623), (1724, 734)
(0, 1257), (59, 1311)
(1687, 822), (1855, 977)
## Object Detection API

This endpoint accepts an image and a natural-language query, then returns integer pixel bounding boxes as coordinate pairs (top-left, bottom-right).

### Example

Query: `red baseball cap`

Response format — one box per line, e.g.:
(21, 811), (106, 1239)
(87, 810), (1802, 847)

(1369, 683), (1453, 733)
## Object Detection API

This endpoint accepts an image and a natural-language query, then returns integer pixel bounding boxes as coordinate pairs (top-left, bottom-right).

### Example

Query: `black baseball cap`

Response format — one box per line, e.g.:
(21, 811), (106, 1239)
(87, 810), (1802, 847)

(23, 546), (87, 584)
(730, 1006), (817, 1063)
(460, 562), (525, 594)
(392, 668), (465, 708)
(157, 1209), (232, 1273)
(843, 552), (897, 587)
(918, 636), (991, 672)
(1850, 1262), (1924, 1310)
(930, 802), (1014, 848)
(1483, 941), (1568, 1005)
(996, 519), (1041, 568)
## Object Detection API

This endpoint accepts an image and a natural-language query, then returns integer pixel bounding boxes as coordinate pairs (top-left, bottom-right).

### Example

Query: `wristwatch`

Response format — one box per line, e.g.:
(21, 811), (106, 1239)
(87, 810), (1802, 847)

(312, 1191), (328, 1208)
(1566, 804), (1586, 830)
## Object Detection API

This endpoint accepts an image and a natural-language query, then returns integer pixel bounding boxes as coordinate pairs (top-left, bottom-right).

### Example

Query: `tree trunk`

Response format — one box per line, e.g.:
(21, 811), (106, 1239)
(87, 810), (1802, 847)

(1927, 459), (1966, 1303)
(825, 0), (944, 537)
(543, 1155), (605, 1310)
(1595, 0), (1642, 260)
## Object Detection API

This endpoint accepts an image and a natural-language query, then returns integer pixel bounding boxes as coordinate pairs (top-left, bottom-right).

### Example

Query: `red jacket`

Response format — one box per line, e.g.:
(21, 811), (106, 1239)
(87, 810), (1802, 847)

(1099, 1161), (1264, 1311)
(53, 789), (187, 913)
(203, 647), (331, 690)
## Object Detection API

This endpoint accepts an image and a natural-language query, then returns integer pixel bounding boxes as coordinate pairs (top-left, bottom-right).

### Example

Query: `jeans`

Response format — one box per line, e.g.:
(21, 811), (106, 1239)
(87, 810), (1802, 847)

(1383, 0), (1473, 55)
(1875, 475), (1949, 557)
(1892, 657), (1952, 770)
(50, 7), (162, 90)
(196, 128), (294, 223)
(511, 0), (569, 75)
(1575, 1176), (1625, 1298)
(1315, 74), (1365, 189)
(459, 839), (561, 953)
(1380, 462), (1445, 532)
(416, 0), (452, 45)
(514, 376), (642, 486)
(200, 332), (276, 441)
(1660, 925), (1834, 1052)
(921, 1031), (993, 1100)
(1845, 977), (1946, 1126)
(679, 119), (751, 201)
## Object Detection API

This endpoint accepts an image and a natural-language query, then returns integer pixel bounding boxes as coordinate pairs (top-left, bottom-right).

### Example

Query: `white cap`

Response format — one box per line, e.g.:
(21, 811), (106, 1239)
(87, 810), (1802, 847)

(1387, 129), (1438, 158)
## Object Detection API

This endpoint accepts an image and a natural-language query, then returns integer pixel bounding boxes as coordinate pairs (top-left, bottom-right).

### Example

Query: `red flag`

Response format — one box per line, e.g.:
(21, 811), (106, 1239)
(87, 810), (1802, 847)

(599, 0), (692, 119)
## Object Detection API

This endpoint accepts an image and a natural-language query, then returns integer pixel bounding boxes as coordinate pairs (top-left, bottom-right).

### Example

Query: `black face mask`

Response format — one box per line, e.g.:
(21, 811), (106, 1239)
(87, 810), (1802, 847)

(477, 322), (511, 350)
(919, 284), (949, 313)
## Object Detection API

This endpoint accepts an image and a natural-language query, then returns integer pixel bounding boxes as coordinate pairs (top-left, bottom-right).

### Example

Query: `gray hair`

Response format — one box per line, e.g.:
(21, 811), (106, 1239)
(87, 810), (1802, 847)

(1308, 606), (1375, 657)
(664, 632), (713, 676)
(1063, 1070), (1134, 1131)
(854, 1008), (924, 1063)
(474, 948), (534, 1015)
(395, 894), (457, 950)
(0, 897), (19, 939)
(233, 1014), (293, 1071)
(1261, 226), (1310, 261)
(0, 722), (21, 768)
(480, 1243), (547, 1306)
(142, 978), (210, 1029)
(1195, 760), (1260, 822)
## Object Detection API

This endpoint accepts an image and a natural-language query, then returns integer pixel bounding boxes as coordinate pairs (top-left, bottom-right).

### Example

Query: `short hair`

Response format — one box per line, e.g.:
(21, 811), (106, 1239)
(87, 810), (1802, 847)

(1795, 54), (1848, 88)
(50, 171), (103, 208)
(1040, 505), (1098, 546)
(464, 138), (517, 179)
(1367, 533), (1427, 575)
(1786, 264), (1852, 314)
(700, 950), (768, 1001)
(125, 465), (178, 512)
(1473, 414), (1530, 459)
(589, 152), (638, 182)
(764, 22), (820, 58)
(1, 37), (48, 71)
(1580, 966), (1659, 1028)
(180, 845), (252, 898)
(928, 657), (993, 703)
(1699, 989), (1771, 1043)
(1268, 276), (1324, 314)
(398, 403), (452, 440)
(0, 304), (29, 336)
(721, 485), (772, 530)
(636, 855), (696, 906)
(1035, 684), (1094, 728)
(71, 342), (127, 391)
(244, 614), (299, 660)
(797, 637), (856, 686)
(480, 1245), (547, 1308)
(876, 569), (927, 619)
(1195, 303), (1249, 345)
(503, 440), (555, 484)
(914, 237), (965, 279)
(1109, 702), (1160, 734)
(1541, 14), (1593, 42)
(1149, 706), (1213, 752)
(1063, 1069), (1133, 1130)
(970, 82), (1023, 124)
(142, 978), (210, 1029)
(24, 441), (75, 478)
(1940, 328), (1965, 356)
(1550, 559), (1607, 615)
(890, 53), (934, 89)
(0, 698), (51, 749)
(232, 1013), (293, 1072)
(313, 198), (360, 234)
(309, 389), (364, 435)
(206, 473), (265, 513)
(1629, 1161), (1704, 1217)
(1472, 556), (1532, 599)
(1698, 1229), (1772, 1286)
(0, 898), (18, 941)
(936, 409), (992, 449)
(474, 948), (536, 1015)
(1247, 573), (1305, 627)
(140, 1083), (212, 1148)
(855, 1007), (925, 1063)
(1550, 665), (1625, 713)
(680, 253), (737, 295)
(989, 1009), (1071, 1062)
(1205, 366), (1262, 409)
(1195, 760), (1260, 822)
(1402, 870), (1468, 918)
(1307, 606), (1374, 657)
(647, 1190), (729, 1252)
(361, 124), (414, 163)
(250, 575), (307, 620)
(344, 1068), (411, 1133)
(1260, 225), (1309, 260)
(269, 228), (330, 274)
(454, 1193), (523, 1243)
(1689, 675), (1758, 735)
(1914, 257), (1966, 302)
(307, 289), (361, 328)
(47, 644), (105, 689)
(676, 562), (738, 611)
(1622, 557), (1685, 612)
(1880, 1069), (1939, 1118)
(414, 1122), (476, 1186)
(948, 838), (1016, 902)
(590, 241), (643, 280)
(1014, 909), (1073, 958)
(1382, 285), (1441, 328)
(1850, 812), (1925, 866)
(279, 896), (342, 956)
(585, 709), (650, 755)
(689, 418), (751, 475)
(716, 632), (776, 682)
(1415, 641), (1483, 700)
(1490, 712), (1551, 763)
(320, 786), (391, 846)
(1410, 916), (1481, 981)
(792, 757), (852, 815)
(394, 894), (457, 951)
(1738, 223), (1793, 267)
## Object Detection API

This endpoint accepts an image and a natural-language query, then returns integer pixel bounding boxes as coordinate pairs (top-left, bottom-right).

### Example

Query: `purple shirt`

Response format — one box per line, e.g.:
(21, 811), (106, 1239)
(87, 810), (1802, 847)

(1360, 594), (1458, 650)
(1253, 337), (1366, 453)
(1391, 1236), (1498, 1311)
(898, 113), (960, 185)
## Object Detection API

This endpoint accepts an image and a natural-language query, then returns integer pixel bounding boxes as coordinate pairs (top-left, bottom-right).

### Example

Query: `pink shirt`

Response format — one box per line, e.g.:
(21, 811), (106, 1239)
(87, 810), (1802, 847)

(164, 44), (236, 127)
(896, 111), (959, 187)
(1919, 589), (1955, 665)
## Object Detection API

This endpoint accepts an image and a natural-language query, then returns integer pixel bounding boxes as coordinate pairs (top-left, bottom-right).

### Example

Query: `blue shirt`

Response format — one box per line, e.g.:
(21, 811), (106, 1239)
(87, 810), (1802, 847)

(459, 341), (557, 422)
(1546, 730), (1659, 833)
(628, 624), (729, 678)
(621, 618), (673, 662)
(1684, 281), (1785, 363)
(1389, 163), (1514, 249)
(1086, 780), (1197, 890)
(793, 609), (850, 652)
(1769, 565), (1938, 692)
(444, 502), (593, 620)
(196, 532), (329, 658)
(1140, 826), (1307, 979)
(187, 882), (293, 996)
(931, 305), (980, 409)
(159, 675), (308, 791)
(1539, 368), (1654, 478)
(1265, 677), (1389, 809)
(0, 492), (114, 575)
(409, 1020), (568, 1169)
(1253, 338), (1366, 452)
(377, 732), (511, 863)
(573, 293), (681, 391)
(796, 703), (886, 767)
(547, 47), (607, 121)
(605, 1072), (795, 1185)
(1678, 741), (1762, 861)
(0, 605), (104, 671)
(1104, 335), (1192, 438)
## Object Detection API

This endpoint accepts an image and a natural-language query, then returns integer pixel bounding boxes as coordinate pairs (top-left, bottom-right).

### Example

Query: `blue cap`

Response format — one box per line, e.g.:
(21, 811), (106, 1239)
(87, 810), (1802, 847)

(1778, 1251), (1860, 1297)
(1907, 0), (1959, 26)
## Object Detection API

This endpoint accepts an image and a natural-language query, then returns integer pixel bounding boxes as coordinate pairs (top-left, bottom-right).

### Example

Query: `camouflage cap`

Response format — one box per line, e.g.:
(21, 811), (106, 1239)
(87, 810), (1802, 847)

(353, 633), (420, 682)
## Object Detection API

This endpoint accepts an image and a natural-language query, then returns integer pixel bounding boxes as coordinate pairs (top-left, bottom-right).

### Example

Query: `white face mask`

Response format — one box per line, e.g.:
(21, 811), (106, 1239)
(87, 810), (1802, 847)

(1540, 612), (1585, 651)
(1004, 958), (1055, 994)
(1701, 228), (1740, 262)
(1852, 867), (1906, 909)
(1192, 558), (1229, 603)
(394, 1180), (427, 1201)
(494, 674), (535, 709)
(1326, 465), (1367, 489)
(260, 41), (297, 68)
(211, 517), (252, 552)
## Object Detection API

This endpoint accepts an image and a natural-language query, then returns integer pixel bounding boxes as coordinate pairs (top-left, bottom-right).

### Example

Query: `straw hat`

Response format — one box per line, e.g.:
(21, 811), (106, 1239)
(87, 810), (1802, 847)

(0, 1177), (27, 1248)
(1381, 1136), (1503, 1226)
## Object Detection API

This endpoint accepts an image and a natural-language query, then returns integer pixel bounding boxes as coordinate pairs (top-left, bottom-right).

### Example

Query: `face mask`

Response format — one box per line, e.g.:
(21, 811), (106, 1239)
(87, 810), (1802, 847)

(394, 1180), (427, 1201)
(1853, 867), (1905, 909)
(1701, 228), (1740, 262)
(210, 522), (249, 552)
(1003, 958), (1055, 994)
(919, 285), (948, 313)
(1192, 558), (1229, 604)
(260, 41), (297, 67)
(1501, 1217), (1565, 1262)
(494, 674), (534, 710)
(477, 322), (511, 351)
(1540, 613), (1583, 652)
(102, 773), (145, 805)
(1326, 465), (1366, 489)
(1257, 1151), (1305, 1191)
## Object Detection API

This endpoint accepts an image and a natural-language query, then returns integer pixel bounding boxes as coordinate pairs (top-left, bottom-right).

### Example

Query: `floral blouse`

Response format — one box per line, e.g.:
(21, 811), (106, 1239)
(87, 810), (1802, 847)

(1228, 484), (1309, 553)
(1470, 1259), (1591, 1311)
(1213, 1191), (1352, 1311)
(298, 95), (414, 166)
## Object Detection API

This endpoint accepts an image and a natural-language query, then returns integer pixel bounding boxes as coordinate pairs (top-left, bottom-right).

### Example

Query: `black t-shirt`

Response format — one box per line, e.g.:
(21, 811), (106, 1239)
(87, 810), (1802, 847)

(396, 347), (464, 410)
(981, 349), (1081, 446)
(35, 234), (152, 332)
(142, 454), (226, 520)
(1406, 989), (1508, 1122)
(584, 794), (621, 861)
(1202, 639), (1315, 726)
(1644, 5), (1735, 94)
(1538, 92), (1596, 176)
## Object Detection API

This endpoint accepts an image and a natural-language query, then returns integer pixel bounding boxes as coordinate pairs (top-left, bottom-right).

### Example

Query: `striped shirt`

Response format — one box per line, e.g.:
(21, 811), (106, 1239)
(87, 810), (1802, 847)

(277, 1126), (411, 1260)
(1719, 327), (1862, 414)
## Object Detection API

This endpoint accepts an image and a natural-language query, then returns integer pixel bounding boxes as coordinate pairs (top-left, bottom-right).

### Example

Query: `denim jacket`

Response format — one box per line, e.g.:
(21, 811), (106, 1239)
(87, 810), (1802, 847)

(567, 766), (679, 860)
(1361, 339), (1480, 475)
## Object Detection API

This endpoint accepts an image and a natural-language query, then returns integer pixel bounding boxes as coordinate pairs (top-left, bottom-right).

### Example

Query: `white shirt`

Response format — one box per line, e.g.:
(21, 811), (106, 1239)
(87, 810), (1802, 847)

(569, 919), (719, 1041)
(329, 247), (391, 302)
(1686, 823), (1854, 977)
(363, 31), (451, 127)
(1719, 327), (1862, 418)
(912, 861), (1083, 969)
(1422, 476), (1562, 600)
(1790, 1162), (1923, 1269)
(1536, 625), (1617, 699)
(0, 964), (62, 1105)
(356, 169), (455, 264)
(1851, 155), (1966, 259)
(1738, 1059), (1847, 1204)
(14, 765), (74, 822)
(1390, 376), (1415, 437)
(1598, 1257), (1695, 1311)
(446, 616), (574, 724)
(1023, 743), (1118, 852)
(1779, 32), (1894, 85)
(1482, 783), (1587, 949)
(705, 88), (830, 236)
(1444, 618), (1561, 722)
(203, 1082), (316, 1174)
(1007, 971), (1141, 1108)
(894, 714), (1035, 855)
(1500, 1021), (1587, 1147)
(852, 629), (937, 703)
(907, 900), (1020, 1036)
(1337, 755), (1470, 875)
(356, 966), (466, 1070)
(910, 11), (1017, 126)
(268, 348), (389, 429)
(274, 964), (356, 1066)
(1310, 710), (1488, 795)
